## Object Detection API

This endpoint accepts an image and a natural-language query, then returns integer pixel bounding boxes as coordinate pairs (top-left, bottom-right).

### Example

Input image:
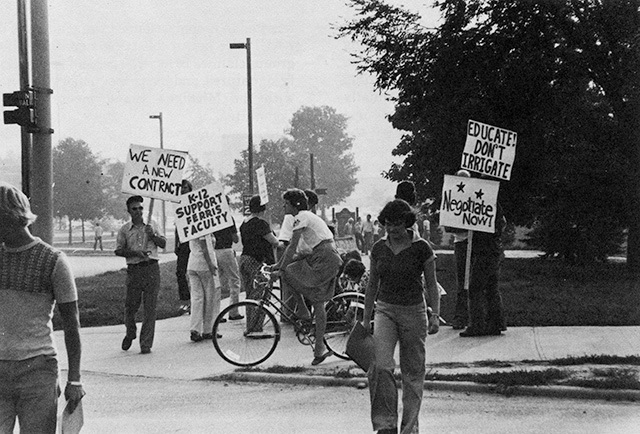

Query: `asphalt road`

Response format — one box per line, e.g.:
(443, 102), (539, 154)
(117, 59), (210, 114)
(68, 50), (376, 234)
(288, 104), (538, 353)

(74, 372), (640, 434)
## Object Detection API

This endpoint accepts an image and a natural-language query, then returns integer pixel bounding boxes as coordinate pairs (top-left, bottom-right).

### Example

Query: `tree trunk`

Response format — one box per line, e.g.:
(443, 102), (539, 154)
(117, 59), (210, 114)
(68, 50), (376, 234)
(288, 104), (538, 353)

(627, 119), (640, 274)
(68, 216), (72, 244)
(81, 219), (86, 243)
(628, 219), (640, 274)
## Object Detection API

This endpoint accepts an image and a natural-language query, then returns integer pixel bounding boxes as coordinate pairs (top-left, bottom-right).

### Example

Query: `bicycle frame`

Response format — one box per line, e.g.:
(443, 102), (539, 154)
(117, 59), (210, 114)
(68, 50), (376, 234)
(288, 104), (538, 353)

(251, 266), (314, 341)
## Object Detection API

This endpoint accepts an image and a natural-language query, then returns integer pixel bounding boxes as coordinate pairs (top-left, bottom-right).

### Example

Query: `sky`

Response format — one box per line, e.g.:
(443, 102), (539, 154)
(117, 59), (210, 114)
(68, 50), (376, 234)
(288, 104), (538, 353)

(0, 1), (439, 216)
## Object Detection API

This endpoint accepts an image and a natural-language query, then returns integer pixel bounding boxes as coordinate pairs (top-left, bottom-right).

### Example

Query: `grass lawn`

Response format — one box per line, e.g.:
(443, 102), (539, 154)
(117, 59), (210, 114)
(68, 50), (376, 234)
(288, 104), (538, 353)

(53, 254), (640, 330)
(53, 262), (184, 330)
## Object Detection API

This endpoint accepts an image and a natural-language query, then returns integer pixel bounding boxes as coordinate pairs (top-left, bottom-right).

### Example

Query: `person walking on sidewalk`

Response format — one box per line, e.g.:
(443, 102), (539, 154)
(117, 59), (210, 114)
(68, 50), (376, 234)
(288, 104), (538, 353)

(213, 200), (243, 322)
(188, 233), (219, 342)
(363, 199), (440, 434)
(175, 179), (193, 315)
(274, 189), (342, 366)
(115, 195), (167, 354)
(0, 182), (85, 433)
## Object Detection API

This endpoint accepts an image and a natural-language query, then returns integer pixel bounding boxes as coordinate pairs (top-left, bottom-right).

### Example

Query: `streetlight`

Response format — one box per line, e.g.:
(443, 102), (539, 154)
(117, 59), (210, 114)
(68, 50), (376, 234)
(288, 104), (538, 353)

(149, 112), (166, 239)
(230, 37), (254, 194)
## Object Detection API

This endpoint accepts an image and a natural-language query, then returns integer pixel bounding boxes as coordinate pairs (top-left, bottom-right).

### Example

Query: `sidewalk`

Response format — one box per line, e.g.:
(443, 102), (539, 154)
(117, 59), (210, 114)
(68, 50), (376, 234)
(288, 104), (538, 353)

(54, 315), (640, 400)
(56, 252), (640, 401)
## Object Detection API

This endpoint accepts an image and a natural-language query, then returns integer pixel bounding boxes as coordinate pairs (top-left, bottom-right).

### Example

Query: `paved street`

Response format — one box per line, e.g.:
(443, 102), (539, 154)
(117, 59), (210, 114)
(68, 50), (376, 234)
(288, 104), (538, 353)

(53, 252), (639, 433)
(74, 372), (640, 433)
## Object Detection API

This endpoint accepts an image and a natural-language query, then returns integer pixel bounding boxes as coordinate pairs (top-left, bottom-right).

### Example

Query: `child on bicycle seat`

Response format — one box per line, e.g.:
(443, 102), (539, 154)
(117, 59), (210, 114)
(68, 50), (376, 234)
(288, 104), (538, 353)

(341, 258), (369, 294)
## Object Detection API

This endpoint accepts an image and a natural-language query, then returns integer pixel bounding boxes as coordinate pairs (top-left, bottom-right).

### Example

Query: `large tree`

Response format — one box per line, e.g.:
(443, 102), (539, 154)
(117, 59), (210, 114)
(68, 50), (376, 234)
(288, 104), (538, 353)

(339, 0), (640, 268)
(287, 106), (359, 207)
(226, 106), (359, 222)
(53, 138), (105, 243)
(226, 138), (307, 223)
(185, 154), (219, 190)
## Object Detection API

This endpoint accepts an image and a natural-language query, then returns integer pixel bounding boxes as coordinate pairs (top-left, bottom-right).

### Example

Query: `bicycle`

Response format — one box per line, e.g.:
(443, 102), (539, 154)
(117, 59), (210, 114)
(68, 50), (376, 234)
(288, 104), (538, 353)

(212, 264), (366, 367)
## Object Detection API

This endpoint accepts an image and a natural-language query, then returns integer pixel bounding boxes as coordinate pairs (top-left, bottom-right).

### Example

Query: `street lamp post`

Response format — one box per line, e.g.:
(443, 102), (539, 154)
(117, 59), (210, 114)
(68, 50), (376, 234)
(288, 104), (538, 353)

(230, 37), (254, 195)
(149, 112), (166, 239)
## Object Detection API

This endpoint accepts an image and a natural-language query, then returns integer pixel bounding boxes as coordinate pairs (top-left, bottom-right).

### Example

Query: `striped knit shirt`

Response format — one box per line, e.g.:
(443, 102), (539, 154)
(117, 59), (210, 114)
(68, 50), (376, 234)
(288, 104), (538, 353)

(0, 238), (77, 360)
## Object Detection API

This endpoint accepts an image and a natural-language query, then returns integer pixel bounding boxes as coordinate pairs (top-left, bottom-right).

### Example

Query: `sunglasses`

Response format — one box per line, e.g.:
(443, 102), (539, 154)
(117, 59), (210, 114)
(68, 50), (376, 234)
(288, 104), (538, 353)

(130, 206), (143, 211)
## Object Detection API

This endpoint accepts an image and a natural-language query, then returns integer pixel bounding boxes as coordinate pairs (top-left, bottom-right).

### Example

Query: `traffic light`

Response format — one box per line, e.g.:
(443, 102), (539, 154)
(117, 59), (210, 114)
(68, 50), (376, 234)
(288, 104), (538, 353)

(3, 90), (37, 129)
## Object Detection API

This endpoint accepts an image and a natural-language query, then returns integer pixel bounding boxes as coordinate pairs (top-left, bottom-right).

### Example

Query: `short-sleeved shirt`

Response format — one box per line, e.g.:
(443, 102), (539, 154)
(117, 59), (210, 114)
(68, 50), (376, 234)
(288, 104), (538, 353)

(116, 220), (162, 264)
(240, 217), (275, 264)
(371, 230), (435, 306)
(291, 210), (334, 249)
(279, 214), (311, 254)
(214, 219), (238, 250)
(0, 238), (77, 360)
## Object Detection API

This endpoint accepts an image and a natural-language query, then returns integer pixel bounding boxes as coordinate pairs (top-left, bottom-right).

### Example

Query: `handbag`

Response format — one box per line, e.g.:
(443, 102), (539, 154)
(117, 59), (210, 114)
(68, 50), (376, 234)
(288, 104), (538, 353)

(346, 321), (374, 372)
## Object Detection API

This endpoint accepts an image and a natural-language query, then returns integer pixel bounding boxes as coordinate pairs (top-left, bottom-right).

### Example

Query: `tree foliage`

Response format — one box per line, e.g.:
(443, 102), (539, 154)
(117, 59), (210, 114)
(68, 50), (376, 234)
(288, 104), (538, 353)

(100, 159), (129, 221)
(288, 106), (359, 206)
(339, 0), (640, 266)
(225, 106), (359, 222)
(185, 154), (219, 190)
(226, 138), (305, 223)
(53, 138), (104, 224)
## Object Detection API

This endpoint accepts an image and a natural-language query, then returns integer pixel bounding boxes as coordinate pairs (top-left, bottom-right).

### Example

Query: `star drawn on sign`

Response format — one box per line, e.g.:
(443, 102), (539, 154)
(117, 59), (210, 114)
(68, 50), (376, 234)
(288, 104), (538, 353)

(475, 189), (484, 199)
(456, 182), (465, 192)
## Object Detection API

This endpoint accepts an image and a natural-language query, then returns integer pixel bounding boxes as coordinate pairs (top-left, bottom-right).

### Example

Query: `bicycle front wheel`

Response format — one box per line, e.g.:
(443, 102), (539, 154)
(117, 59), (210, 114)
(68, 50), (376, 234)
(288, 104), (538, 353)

(324, 292), (365, 360)
(212, 301), (280, 367)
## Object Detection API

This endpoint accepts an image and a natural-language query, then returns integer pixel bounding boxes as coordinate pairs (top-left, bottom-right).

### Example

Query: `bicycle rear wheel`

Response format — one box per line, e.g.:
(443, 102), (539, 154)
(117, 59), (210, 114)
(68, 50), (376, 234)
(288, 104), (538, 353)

(324, 292), (365, 360)
(212, 301), (280, 367)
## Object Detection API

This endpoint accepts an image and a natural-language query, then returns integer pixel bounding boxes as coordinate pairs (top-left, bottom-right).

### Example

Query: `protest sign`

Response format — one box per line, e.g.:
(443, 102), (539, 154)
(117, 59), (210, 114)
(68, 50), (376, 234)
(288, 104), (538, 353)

(121, 144), (187, 202)
(175, 182), (233, 243)
(439, 175), (500, 234)
(460, 120), (517, 181)
(256, 165), (269, 205)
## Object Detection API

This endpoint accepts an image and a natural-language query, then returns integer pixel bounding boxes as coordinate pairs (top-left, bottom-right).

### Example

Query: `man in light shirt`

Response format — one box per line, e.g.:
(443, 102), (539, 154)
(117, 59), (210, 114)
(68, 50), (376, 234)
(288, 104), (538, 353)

(115, 195), (166, 354)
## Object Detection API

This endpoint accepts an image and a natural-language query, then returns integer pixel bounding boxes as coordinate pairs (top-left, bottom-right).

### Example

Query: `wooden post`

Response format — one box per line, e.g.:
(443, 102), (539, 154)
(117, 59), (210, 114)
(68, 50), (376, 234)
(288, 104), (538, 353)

(464, 230), (473, 290)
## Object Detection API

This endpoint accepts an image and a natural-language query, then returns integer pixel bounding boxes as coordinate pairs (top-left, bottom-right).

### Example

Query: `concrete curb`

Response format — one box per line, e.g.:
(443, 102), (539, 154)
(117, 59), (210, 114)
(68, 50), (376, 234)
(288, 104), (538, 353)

(208, 372), (640, 402)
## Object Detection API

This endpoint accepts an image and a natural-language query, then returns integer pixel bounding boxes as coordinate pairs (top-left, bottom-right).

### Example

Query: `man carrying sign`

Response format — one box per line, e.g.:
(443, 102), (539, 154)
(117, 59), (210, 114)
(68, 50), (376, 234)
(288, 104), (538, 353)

(440, 173), (507, 337)
(460, 187), (507, 337)
(115, 195), (167, 354)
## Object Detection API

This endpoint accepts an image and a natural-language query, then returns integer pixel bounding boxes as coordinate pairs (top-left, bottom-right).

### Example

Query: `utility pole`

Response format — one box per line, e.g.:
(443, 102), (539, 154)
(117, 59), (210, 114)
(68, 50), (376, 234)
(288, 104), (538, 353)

(30, 0), (54, 244)
(149, 113), (166, 238)
(17, 0), (31, 197)
(230, 38), (254, 194)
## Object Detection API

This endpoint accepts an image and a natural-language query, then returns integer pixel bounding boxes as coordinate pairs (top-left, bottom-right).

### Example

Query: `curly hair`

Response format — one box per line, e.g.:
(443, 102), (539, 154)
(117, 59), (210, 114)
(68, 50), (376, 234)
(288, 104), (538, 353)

(282, 188), (308, 211)
(378, 199), (416, 228)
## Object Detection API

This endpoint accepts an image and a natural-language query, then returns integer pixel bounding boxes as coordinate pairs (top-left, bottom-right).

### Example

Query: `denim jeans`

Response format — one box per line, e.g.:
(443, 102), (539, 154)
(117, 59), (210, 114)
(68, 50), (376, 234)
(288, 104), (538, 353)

(125, 262), (160, 350)
(368, 301), (427, 434)
(0, 355), (59, 434)
(215, 248), (241, 316)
